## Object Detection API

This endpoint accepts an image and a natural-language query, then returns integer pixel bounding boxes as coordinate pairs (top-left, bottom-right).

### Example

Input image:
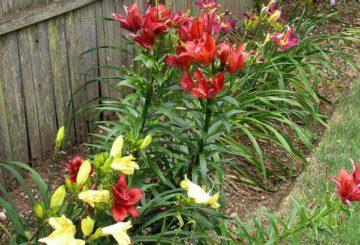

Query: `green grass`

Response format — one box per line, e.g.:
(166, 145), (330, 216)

(283, 77), (360, 244)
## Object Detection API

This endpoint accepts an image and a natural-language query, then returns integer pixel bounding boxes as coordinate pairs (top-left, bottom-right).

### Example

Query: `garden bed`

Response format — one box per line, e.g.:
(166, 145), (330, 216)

(1, 1), (359, 244)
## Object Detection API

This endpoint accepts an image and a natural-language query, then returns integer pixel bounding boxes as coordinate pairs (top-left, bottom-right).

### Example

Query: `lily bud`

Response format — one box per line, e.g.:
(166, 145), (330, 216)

(305, 0), (314, 8)
(139, 135), (152, 150)
(50, 185), (66, 209)
(94, 152), (109, 168)
(100, 157), (113, 174)
(34, 203), (45, 219)
(267, 10), (281, 25)
(65, 177), (72, 191)
(81, 216), (95, 237)
(110, 135), (124, 158)
(89, 228), (102, 241)
(55, 126), (65, 151)
(76, 160), (92, 186)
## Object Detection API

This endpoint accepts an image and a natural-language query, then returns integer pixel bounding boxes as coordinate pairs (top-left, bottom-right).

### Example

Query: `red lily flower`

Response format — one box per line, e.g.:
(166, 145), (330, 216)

(112, 175), (142, 222)
(183, 32), (217, 65)
(200, 10), (219, 34)
(65, 156), (94, 183)
(181, 69), (224, 99)
(217, 41), (231, 65)
(131, 28), (156, 49)
(165, 46), (193, 69)
(112, 4), (142, 33)
(180, 72), (195, 92)
(227, 44), (253, 73)
(331, 169), (360, 205)
(146, 3), (171, 24)
(271, 27), (299, 51)
(178, 19), (205, 42)
(171, 11), (191, 28)
(351, 159), (360, 185)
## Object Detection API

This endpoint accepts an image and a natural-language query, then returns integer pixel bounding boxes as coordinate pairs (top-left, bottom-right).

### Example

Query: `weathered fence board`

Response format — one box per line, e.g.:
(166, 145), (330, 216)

(65, 10), (87, 143)
(48, 16), (76, 143)
(18, 27), (43, 163)
(0, 33), (29, 164)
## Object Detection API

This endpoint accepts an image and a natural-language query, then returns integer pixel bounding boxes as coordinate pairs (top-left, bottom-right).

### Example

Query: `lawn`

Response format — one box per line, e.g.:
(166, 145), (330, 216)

(282, 77), (360, 244)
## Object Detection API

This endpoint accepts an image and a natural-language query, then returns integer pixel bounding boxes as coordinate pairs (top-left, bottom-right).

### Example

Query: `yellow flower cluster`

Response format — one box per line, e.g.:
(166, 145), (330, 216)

(181, 176), (220, 209)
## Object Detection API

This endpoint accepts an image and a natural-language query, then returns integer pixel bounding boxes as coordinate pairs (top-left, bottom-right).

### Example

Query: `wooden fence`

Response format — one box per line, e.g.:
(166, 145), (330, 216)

(0, 0), (253, 186)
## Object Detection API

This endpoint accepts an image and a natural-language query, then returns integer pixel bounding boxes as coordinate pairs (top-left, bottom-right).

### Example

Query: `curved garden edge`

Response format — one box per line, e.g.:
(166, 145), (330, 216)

(277, 75), (360, 243)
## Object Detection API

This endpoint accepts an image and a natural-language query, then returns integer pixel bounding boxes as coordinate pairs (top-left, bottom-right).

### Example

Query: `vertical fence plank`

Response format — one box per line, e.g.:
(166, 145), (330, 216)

(27, 23), (57, 159)
(102, 0), (121, 99)
(14, 0), (32, 12)
(65, 10), (87, 143)
(0, 36), (13, 161)
(0, 36), (13, 187)
(48, 16), (76, 141)
(0, 32), (29, 188)
(18, 27), (43, 163)
(95, 0), (110, 98)
(1, 0), (13, 16)
(80, 3), (99, 124)
(0, 33), (29, 163)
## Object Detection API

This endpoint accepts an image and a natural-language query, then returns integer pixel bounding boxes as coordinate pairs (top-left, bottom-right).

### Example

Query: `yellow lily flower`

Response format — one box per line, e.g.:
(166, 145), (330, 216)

(180, 176), (220, 209)
(110, 135), (124, 158)
(38, 215), (84, 245)
(111, 155), (139, 175)
(101, 221), (132, 245)
(78, 190), (110, 208)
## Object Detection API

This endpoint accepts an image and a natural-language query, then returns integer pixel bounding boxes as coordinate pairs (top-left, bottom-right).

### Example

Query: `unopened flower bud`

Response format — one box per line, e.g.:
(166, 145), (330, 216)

(267, 10), (281, 25)
(110, 135), (124, 158)
(34, 203), (45, 219)
(76, 160), (92, 186)
(81, 216), (95, 237)
(89, 228), (102, 241)
(50, 185), (66, 209)
(24, 231), (33, 240)
(94, 152), (108, 168)
(305, 0), (314, 8)
(55, 126), (65, 151)
(65, 177), (72, 191)
(139, 134), (152, 150)
(100, 157), (113, 174)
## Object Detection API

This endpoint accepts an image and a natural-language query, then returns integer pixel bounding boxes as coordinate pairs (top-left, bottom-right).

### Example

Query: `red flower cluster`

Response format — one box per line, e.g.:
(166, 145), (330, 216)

(65, 156), (93, 183)
(112, 3), (171, 49)
(331, 160), (360, 205)
(112, 175), (142, 222)
(181, 69), (224, 99)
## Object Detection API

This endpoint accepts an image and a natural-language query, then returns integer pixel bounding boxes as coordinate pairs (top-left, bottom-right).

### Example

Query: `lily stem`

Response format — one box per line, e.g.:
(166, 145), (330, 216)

(188, 99), (212, 178)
